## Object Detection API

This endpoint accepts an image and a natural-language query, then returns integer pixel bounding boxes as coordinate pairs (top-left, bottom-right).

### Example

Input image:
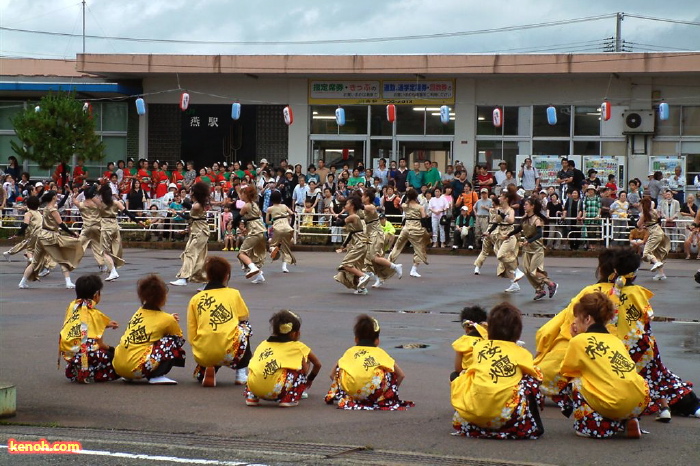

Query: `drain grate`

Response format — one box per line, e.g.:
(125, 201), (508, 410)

(394, 343), (430, 349)
(0, 425), (555, 466)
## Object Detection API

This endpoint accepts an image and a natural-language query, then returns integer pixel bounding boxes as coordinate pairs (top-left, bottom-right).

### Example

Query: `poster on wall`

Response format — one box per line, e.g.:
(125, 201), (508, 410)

(582, 156), (626, 190)
(308, 80), (455, 105)
(515, 155), (582, 187)
(649, 155), (686, 180)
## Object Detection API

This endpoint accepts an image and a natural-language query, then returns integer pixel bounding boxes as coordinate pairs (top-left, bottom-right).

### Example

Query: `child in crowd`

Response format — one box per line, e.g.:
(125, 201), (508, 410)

(606, 174), (618, 199)
(301, 199), (315, 227)
(113, 274), (186, 384)
(451, 303), (544, 439)
(222, 220), (235, 251)
(450, 306), (488, 382)
(188, 257), (252, 387)
(59, 275), (119, 383)
(558, 291), (649, 438)
(245, 310), (321, 407)
(325, 315), (414, 410)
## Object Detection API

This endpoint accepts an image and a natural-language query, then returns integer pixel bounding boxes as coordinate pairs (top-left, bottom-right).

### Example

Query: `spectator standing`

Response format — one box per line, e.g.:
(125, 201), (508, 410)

(292, 177), (309, 214)
(473, 188), (492, 247)
(518, 158), (540, 195)
(423, 160), (441, 188)
(494, 161), (508, 189)
(406, 162), (424, 190)
(316, 159), (330, 184)
(579, 186), (602, 250)
(667, 165), (686, 204)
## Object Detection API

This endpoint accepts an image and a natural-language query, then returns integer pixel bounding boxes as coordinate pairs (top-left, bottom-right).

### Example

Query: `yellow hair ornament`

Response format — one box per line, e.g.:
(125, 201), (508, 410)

(372, 317), (380, 333)
(279, 322), (293, 334)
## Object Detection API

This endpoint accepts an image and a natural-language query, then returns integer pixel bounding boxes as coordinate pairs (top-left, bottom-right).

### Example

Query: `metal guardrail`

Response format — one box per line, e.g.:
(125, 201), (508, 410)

(1, 205), (694, 250)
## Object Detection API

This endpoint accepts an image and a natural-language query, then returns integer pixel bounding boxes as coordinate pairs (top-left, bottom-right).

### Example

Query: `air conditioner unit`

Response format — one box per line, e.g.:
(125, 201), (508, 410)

(622, 110), (655, 134)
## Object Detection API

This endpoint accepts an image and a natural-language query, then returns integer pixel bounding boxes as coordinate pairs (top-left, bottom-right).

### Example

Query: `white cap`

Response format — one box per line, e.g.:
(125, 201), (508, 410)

(259, 158), (268, 164)
(168, 183), (177, 189)
(35, 181), (43, 187)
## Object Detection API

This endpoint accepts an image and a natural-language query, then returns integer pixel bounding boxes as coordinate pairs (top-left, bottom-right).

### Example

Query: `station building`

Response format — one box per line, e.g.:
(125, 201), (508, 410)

(1, 52), (700, 192)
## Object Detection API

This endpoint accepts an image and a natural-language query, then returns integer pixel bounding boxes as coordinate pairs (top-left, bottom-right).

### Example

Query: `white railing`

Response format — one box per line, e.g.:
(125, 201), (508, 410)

(1, 206), (694, 251)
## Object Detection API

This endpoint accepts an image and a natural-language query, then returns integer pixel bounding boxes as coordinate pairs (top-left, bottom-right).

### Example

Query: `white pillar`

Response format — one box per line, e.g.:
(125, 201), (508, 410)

(286, 79), (308, 167)
(454, 78), (476, 169)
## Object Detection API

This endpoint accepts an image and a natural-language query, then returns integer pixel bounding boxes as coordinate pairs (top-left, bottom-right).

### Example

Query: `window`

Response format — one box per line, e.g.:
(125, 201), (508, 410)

(655, 105), (681, 136)
(476, 106), (525, 136)
(533, 140), (570, 156)
(310, 105), (368, 135)
(397, 106), (426, 135)
(574, 141), (600, 155)
(370, 105), (393, 136)
(574, 106), (601, 136)
(533, 105), (571, 137)
(682, 106), (700, 136)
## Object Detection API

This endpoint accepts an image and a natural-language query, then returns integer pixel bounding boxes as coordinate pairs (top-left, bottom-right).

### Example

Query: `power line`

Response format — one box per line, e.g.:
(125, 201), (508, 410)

(625, 13), (700, 27)
(0, 14), (616, 46)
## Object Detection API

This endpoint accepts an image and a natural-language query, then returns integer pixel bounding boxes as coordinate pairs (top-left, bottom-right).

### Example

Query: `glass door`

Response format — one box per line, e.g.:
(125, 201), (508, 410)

(310, 137), (367, 169)
(397, 138), (453, 173)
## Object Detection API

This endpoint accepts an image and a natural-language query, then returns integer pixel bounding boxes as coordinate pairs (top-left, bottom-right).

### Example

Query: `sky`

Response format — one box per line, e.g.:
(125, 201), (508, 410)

(0, 0), (699, 59)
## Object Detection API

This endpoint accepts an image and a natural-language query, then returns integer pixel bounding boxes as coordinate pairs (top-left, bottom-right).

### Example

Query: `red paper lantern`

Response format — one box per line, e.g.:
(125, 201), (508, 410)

(180, 92), (190, 111)
(283, 106), (294, 125)
(342, 148), (350, 160)
(492, 107), (503, 128)
(386, 104), (396, 122)
(601, 100), (611, 121)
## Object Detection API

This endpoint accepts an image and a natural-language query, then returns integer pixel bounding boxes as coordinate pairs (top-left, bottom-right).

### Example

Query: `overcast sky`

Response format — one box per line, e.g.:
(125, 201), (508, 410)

(0, 0), (698, 58)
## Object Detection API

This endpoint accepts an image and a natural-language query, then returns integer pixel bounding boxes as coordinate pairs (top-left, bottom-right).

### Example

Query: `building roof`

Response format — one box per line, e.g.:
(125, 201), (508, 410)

(73, 52), (700, 78)
(0, 58), (88, 78)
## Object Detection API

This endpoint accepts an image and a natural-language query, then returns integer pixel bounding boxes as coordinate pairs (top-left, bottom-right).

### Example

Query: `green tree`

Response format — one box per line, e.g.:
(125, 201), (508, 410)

(10, 93), (105, 173)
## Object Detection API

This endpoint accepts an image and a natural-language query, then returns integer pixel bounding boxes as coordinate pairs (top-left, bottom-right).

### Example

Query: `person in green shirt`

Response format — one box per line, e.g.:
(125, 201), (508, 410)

(423, 160), (441, 188)
(406, 162), (424, 190)
(348, 169), (365, 187)
(233, 161), (245, 179)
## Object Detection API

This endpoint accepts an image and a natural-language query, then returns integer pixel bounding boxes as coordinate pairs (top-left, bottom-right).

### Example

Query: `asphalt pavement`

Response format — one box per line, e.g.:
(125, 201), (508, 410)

(1, 249), (699, 465)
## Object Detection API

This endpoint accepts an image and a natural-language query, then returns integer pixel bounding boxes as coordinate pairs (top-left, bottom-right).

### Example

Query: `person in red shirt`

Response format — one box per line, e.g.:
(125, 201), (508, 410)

(476, 166), (495, 193)
(152, 160), (169, 199)
(171, 161), (185, 189)
(72, 159), (88, 185)
(605, 174), (618, 200)
(52, 162), (70, 188)
(102, 162), (115, 181)
(137, 159), (152, 197)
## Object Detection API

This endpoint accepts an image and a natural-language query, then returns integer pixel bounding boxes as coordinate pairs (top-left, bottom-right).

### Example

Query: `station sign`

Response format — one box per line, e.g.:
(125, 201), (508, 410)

(309, 80), (455, 105)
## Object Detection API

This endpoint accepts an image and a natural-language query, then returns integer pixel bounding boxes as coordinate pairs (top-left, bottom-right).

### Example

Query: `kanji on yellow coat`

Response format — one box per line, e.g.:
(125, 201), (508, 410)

(336, 346), (396, 400)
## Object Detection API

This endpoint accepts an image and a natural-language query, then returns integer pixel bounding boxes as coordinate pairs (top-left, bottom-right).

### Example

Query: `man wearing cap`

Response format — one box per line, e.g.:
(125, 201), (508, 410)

(473, 188), (493, 247)
(494, 161), (508, 188)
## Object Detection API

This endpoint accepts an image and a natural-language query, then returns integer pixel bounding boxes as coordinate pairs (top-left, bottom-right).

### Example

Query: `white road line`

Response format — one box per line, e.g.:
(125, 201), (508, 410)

(0, 445), (267, 465)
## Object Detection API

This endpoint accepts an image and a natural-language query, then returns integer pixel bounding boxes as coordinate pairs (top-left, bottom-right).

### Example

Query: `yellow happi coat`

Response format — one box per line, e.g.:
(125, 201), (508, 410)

(452, 324), (488, 371)
(59, 300), (111, 358)
(451, 339), (542, 429)
(560, 329), (649, 420)
(187, 287), (249, 367)
(336, 346), (396, 400)
(247, 340), (311, 398)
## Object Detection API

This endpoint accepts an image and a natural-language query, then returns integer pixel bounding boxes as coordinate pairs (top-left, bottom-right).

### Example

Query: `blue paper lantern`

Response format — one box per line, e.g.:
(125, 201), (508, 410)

(335, 107), (346, 126)
(658, 102), (670, 121)
(439, 105), (450, 124)
(231, 102), (241, 120)
(546, 106), (557, 125)
(135, 98), (146, 116)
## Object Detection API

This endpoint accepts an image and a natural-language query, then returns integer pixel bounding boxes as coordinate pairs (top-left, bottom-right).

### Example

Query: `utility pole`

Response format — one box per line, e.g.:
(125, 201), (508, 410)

(615, 12), (624, 52)
(82, 0), (86, 53)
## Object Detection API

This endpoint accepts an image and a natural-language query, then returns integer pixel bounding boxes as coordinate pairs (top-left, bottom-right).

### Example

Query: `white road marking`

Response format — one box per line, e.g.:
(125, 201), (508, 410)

(0, 445), (267, 465)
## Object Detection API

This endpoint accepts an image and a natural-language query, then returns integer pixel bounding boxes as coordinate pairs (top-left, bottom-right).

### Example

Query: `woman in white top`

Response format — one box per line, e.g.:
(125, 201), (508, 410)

(428, 186), (449, 248)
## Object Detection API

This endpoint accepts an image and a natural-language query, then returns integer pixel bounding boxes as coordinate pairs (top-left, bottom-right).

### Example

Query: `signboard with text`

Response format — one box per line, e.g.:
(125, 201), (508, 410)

(309, 80), (455, 105)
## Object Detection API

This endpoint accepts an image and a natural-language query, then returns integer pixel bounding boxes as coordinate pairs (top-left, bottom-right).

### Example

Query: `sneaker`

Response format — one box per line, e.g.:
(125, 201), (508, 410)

(474, 266), (480, 275)
(468, 245), (474, 250)
(251, 272), (265, 284)
(235, 368), (248, 385)
(245, 397), (259, 406)
(534, 290), (547, 301)
(548, 282), (559, 299)
(105, 269), (119, 282)
(452, 245), (458, 250)
(410, 267), (421, 278)
(282, 263), (289, 273)
(279, 401), (299, 408)
(270, 246), (280, 261)
(37, 268), (51, 278)
(65, 280), (76, 289)
(650, 261), (664, 272)
(18, 280), (29, 289)
(245, 264), (260, 279)
(371, 278), (384, 288)
(394, 263), (403, 279)
(202, 367), (216, 387)
(148, 376), (177, 385)
(625, 418), (641, 439)
(513, 268), (525, 282)
(170, 278), (188, 286)
(357, 273), (371, 289)
(3, 251), (10, 262)
(652, 274), (667, 281)
(99, 264), (108, 273)
(354, 287), (369, 295)
(655, 408), (671, 423)
(222, 247), (229, 251)
(505, 282), (520, 293)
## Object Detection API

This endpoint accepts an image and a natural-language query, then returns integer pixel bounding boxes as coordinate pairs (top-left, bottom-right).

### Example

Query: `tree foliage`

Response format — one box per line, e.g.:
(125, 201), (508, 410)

(10, 93), (105, 169)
